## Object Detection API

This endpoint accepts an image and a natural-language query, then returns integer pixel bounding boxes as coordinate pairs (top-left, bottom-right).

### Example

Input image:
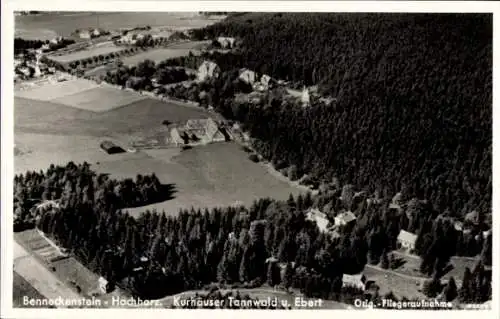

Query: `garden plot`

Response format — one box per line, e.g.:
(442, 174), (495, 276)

(14, 78), (99, 101)
(50, 86), (148, 112)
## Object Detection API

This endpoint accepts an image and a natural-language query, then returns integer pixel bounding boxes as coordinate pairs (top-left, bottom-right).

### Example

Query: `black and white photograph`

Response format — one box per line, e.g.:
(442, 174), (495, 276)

(1, 1), (497, 317)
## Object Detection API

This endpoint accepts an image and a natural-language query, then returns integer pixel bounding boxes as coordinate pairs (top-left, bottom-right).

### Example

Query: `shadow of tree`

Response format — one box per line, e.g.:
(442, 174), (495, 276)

(123, 183), (178, 209)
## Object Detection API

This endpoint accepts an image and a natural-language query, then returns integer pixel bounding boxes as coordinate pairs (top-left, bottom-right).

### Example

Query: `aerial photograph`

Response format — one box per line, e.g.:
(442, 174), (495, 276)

(11, 11), (492, 311)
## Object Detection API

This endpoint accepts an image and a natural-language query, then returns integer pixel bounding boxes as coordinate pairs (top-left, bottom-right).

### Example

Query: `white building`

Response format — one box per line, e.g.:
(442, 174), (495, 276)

(397, 230), (417, 252)
(197, 61), (220, 82)
(217, 37), (236, 49)
(342, 273), (367, 291)
(98, 277), (110, 293)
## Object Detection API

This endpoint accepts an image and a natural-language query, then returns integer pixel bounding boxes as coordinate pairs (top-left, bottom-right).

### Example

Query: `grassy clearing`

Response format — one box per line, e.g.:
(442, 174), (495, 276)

(122, 48), (199, 66)
(14, 241), (82, 302)
(49, 44), (123, 63)
(15, 28), (58, 40)
(50, 86), (147, 112)
(15, 79), (99, 101)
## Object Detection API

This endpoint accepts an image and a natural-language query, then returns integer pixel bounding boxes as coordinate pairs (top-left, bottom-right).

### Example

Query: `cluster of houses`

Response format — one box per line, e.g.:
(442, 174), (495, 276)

(75, 28), (110, 40)
(14, 51), (56, 82)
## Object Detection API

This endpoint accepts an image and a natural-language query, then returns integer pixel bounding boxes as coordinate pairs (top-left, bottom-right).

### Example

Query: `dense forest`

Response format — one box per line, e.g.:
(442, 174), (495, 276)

(189, 14), (493, 220)
(13, 13), (493, 307)
(14, 163), (491, 304)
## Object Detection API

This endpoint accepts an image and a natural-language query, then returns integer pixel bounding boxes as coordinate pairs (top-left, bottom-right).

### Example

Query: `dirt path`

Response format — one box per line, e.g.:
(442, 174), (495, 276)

(13, 241), (82, 305)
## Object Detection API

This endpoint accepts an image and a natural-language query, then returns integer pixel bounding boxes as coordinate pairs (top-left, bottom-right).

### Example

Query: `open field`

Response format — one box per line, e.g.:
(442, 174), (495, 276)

(15, 78), (99, 101)
(122, 48), (200, 66)
(15, 134), (303, 217)
(13, 271), (52, 308)
(15, 95), (213, 137)
(15, 12), (224, 38)
(391, 251), (479, 281)
(93, 143), (305, 216)
(15, 83), (304, 216)
(50, 86), (146, 112)
(48, 44), (124, 63)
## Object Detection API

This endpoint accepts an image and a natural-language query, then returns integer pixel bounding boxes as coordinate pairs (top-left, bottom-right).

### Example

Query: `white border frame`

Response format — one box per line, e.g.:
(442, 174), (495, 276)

(1, 2), (498, 319)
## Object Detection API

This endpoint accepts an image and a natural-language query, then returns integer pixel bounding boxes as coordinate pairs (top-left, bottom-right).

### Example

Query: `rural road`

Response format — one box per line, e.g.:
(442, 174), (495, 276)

(14, 241), (83, 306)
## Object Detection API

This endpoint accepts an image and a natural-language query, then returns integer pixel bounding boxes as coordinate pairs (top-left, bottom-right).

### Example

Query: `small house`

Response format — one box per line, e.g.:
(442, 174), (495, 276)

(454, 221), (464, 232)
(334, 211), (357, 226)
(342, 273), (367, 291)
(78, 30), (91, 39)
(98, 277), (111, 293)
(197, 61), (220, 82)
(397, 230), (417, 252)
(92, 29), (101, 37)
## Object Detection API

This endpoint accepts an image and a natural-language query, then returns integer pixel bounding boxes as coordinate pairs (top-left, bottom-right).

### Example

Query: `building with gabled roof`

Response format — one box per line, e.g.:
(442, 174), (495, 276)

(334, 211), (356, 226)
(342, 273), (367, 291)
(170, 118), (226, 146)
(197, 61), (220, 82)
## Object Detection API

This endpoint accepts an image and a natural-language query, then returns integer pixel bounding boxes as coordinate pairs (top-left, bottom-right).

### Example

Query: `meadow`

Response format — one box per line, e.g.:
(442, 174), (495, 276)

(121, 47), (201, 66)
(15, 82), (304, 216)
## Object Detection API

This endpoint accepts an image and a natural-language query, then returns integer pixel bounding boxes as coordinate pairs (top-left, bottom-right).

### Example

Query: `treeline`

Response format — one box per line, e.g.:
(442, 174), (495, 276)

(186, 13), (491, 221)
(14, 37), (76, 55)
(15, 162), (491, 304)
(13, 162), (170, 230)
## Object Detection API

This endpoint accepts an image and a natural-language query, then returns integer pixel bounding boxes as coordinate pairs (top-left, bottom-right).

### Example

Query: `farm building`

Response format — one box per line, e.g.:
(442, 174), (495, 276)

(170, 118), (227, 146)
(397, 230), (417, 252)
(78, 30), (91, 39)
(342, 273), (367, 291)
(197, 61), (220, 82)
(306, 208), (329, 233)
(100, 141), (125, 154)
(334, 211), (357, 226)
